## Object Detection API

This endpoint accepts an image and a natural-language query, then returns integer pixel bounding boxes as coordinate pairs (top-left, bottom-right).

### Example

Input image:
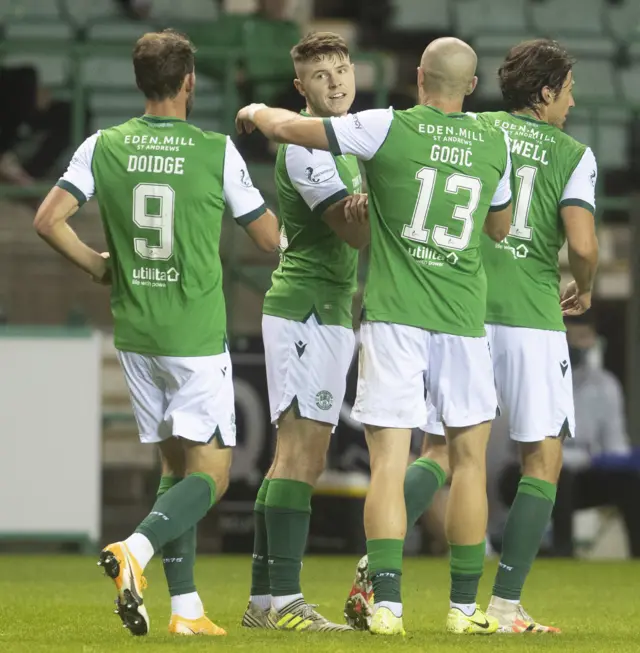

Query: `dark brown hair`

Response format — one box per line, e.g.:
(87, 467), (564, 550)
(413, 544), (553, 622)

(498, 39), (575, 112)
(133, 30), (196, 100)
(290, 31), (350, 64)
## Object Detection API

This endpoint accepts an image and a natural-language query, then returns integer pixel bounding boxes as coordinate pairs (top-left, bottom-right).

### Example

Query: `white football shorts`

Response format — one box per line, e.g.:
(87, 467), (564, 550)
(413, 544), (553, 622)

(351, 321), (497, 429)
(117, 350), (236, 446)
(262, 313), (356, 426)
(425, 324), (575, 442)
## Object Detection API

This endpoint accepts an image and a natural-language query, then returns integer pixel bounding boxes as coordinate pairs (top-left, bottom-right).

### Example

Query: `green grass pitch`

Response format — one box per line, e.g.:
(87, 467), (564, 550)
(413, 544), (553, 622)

(1, 555), (639, 652)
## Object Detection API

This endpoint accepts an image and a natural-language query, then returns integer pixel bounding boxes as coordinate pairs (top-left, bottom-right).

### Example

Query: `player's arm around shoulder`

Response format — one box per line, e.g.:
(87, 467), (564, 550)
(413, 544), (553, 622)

(237, 104), (393, 162)
(34, 131), (110, 283)
(560, 147), (599, 316)
(285, 144), (369, 249)
(223, 136), (279, 253)
(483, 129), (513, 242)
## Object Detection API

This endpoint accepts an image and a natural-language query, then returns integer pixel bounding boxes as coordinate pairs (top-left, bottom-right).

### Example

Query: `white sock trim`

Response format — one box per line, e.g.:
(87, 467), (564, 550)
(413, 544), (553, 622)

(123, 533), (154, 570)
(376, 601), (403, 618)
(271, 593), (303, 612)
(171, 591), (204, 620)
(250, 595), (272, 611)
(450, 601), (477, 617)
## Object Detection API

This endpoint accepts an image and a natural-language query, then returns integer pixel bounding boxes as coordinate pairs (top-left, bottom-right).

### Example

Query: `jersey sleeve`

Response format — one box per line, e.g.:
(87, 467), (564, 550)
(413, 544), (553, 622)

(285, 145), (349, 216)
(559, 147), (597, 214)
(223, 136), (267, 226)
(489, 131), (513, 211)
(323, 108), (394, 160)
(56, 132), (100, 205)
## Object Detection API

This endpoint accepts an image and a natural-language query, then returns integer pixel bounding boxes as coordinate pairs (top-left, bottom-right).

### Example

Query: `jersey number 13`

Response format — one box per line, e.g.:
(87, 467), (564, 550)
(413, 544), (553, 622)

(402, 167), (482, 251)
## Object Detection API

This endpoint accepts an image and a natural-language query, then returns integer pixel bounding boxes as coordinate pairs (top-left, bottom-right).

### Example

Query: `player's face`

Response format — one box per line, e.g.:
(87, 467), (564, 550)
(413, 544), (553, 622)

(546, 71), (574, 129)
(294, 54), (355, 117)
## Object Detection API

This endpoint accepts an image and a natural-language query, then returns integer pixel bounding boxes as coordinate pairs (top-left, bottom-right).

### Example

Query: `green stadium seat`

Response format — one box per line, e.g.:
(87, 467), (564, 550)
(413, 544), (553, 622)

(149, 0), (219, 22)
(2, 53), (69, 86)
(619, 63), (640, 103)
(391, 0), (452, 31)
(4, 21), (72, 40)
(531, 0), (606, 36)
(241, 17), (300, 82)
(475, 54), (503, 99)
(607, 0), (640, 41)
(572, 59), (617, 102)
(83, 57), (136, 89)
(88, 21), (156, 42)
(455, 0), (530, 38)
(554, 35), (617, 57)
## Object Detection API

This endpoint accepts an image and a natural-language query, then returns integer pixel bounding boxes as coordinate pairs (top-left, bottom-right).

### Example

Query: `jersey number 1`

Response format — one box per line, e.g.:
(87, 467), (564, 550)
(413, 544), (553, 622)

(403, 167), (482, 251)
(133, 183), (175, 260)
(511, 165), (536, 240)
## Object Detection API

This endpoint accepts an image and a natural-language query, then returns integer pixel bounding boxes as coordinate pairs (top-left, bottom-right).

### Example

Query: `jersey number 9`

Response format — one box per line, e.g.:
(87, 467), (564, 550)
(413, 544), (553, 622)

(133, 182), (175, 261)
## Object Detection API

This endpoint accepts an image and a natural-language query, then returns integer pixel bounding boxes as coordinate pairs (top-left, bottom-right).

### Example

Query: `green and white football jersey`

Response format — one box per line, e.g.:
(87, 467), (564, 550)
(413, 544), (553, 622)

(479, 112), (597, 332)
(263, 141), (362, 327)
(324, 106), (512, 337)
(57, 115), (266, 357)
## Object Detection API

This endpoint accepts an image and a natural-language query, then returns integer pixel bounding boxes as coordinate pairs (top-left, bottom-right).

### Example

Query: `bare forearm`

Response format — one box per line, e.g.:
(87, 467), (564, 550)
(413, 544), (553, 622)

(568, 244), (598, 293)
(251, 107), (329, 150)
(253, 108), (304, 142)
(37, 222), (105, 277)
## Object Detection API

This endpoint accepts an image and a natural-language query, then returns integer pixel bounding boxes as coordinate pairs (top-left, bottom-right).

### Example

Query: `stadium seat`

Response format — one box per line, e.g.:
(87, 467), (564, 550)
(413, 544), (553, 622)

(4, 21), (73, 40)
(565, 118), (593, 148)
(88, 21), (156, 42)
(553, 35), (617, 57)
(4, 0), (62, 20)
(598, 123), (629, 169)
(571, 59), (617, 102)
(531, 0), (606, 36)
(473, 32), (536, 56)
(83, 58), (137, 90)
(390, 0), (452, 31)
(454, 0), (530, 38)
(2, 54), (68, 87)
(3, 0), (71, 39)
(58, 0), (120, 26)
(607, 0), (640, 41)
(475, 55), (503, 99)
(147, 0), (219, 22)
(619, 63), (640, 103)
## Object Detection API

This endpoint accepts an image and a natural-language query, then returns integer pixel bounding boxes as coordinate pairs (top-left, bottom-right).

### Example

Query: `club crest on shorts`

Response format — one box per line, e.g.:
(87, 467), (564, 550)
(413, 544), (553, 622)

(315, 390), (333, 410)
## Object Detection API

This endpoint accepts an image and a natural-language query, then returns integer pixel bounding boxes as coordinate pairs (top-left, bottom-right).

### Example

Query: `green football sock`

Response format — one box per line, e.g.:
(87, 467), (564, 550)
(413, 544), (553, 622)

(404, 458), (447, 528)
(450, 542), (485, 604)
(155, 476), (197, 597)
(250, 478), (271, 597)
(368, 538), (403, 603)
(136, 472), (216, 552)
(265, 479), (313, 597)
(493, 476), (557, 601)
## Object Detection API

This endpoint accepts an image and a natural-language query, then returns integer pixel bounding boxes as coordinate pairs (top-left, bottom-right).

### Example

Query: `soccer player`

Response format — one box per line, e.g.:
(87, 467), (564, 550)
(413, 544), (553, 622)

(33, 30), (279, 637)
(241, 32), (366, 633)
(236, 37), (513, 635)
(348, 39), (599, 634)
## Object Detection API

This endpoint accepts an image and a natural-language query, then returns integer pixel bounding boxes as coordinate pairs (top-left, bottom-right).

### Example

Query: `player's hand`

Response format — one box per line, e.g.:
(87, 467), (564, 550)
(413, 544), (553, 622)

(235, 104), (267, 135)
(560, 280), (591, 316)
(92, 251), (112, 286)
(344, 193), (368, 224)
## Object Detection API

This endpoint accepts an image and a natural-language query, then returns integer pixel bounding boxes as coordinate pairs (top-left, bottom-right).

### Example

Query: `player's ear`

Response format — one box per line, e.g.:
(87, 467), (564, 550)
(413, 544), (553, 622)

(541, 85), (553, 105)
(467, 75), (478, 96)
(184, 72), (195, 93)
(293, 77), (306, 99)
